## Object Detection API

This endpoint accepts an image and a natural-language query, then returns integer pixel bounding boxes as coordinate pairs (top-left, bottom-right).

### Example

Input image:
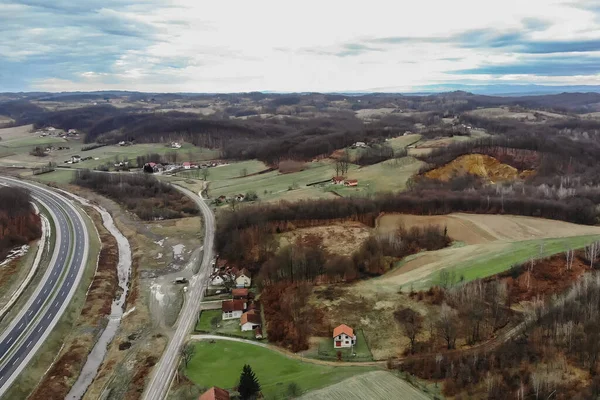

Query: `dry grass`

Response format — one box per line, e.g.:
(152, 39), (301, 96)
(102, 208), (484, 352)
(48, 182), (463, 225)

(279, 222), (371, 256)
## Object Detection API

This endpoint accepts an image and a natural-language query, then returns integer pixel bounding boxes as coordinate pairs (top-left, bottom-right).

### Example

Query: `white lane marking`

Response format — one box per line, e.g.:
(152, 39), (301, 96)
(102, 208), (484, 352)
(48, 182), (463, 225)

(37, 326), (42, 333)
(27, 340), (32, 347)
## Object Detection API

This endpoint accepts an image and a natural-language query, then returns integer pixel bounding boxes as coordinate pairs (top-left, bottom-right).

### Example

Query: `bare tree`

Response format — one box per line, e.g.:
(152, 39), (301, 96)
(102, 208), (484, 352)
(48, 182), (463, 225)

(437, 303), (458, 350)
(394, 307), (423, 354)
(180, 342), (196, 368)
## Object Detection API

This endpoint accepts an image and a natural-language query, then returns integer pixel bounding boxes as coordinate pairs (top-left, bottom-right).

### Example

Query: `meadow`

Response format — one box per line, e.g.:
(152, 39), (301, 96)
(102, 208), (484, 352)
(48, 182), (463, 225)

(185, 340), (374, 399)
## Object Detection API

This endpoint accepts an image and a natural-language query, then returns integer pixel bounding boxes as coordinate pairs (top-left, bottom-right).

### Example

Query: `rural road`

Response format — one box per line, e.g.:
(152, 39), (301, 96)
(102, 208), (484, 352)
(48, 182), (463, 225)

(142, 185), (215, 400)
(0, 177), (89, 397)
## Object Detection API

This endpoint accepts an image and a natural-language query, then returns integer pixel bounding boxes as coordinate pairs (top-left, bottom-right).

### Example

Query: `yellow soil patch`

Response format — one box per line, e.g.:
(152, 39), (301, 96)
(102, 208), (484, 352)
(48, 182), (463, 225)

(425, 154), (530, 182)
(280, 222), (371, 256)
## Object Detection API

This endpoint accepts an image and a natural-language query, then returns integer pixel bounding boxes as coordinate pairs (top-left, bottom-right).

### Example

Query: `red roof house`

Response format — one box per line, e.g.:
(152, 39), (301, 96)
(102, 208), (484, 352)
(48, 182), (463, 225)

(344, 179), (358, 187)
(333, 324), (357, 348)
(332, 176), (345, 184)
(232, 288), (249, 299)
(199, 386), (230, 400)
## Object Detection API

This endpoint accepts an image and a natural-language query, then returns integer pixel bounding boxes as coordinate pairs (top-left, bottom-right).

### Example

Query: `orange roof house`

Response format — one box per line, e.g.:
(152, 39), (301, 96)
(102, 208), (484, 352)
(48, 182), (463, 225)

(199, 386), (230, 400)
(333, 324), (357, 349)
(344, 179), (358, 187)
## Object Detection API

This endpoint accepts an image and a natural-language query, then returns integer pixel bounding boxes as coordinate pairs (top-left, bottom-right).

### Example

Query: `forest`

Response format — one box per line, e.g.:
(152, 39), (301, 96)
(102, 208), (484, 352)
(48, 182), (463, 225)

(72, 170), (198, 220)
(0, 187), (42, 261)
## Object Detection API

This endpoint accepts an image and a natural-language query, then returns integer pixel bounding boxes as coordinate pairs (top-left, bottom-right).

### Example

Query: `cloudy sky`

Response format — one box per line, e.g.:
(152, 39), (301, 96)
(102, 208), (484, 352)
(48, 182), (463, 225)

(1, 0), (600, 92)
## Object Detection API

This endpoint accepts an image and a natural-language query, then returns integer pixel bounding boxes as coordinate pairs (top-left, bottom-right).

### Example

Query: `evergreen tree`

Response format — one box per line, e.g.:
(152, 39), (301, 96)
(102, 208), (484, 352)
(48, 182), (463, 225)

(238, 364), (261, 400)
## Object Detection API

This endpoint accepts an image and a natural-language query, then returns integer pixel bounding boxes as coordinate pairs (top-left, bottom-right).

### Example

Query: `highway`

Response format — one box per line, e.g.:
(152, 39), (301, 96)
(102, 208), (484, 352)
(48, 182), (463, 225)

(0, 177), (89, 397)
(142, 185), (215, 400)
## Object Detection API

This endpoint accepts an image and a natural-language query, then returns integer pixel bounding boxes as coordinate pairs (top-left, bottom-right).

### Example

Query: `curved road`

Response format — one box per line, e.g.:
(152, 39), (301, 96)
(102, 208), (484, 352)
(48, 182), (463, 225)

(0, 177), (89, 397)
(143, 185), (215, 400)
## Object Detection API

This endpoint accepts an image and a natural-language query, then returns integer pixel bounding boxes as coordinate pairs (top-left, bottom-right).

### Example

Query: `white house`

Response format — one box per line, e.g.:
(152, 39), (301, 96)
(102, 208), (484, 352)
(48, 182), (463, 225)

(333, 324), (357, 349)
(235, 268), (251, 288)
(240, 310), (262, 331)
(222, 299), (246, 320)
(353, 141), (367, 148)
(211, 274), (225, 286)
(183, 162), (191, 169)
(71, 155), (81, 163)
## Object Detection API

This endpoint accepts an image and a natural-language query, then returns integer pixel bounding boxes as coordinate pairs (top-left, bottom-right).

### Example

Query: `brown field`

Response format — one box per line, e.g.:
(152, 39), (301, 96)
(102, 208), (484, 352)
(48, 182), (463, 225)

(0, 124), (34, 141)
(379, 213), (600, 244)
(300, 371), (431, 400)
(280, 222), (371, 256)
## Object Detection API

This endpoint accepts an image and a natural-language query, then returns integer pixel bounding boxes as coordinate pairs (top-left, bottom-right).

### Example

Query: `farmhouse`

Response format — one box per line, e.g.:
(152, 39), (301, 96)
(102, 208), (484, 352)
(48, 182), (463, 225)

(222, 299), (246, 320)
(199, 386), (230, 400)
(331, 176), (345, 185)
(344, 179), (358, 187)
(235, 268), (252, 288)
(333, 324), (357, 348)
(183, 162), (191, 169)
(240, 310), (262, 332)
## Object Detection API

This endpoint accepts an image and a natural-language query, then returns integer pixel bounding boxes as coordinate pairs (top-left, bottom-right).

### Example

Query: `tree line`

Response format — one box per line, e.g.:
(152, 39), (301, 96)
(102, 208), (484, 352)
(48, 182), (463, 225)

(0, 187), (41, 261)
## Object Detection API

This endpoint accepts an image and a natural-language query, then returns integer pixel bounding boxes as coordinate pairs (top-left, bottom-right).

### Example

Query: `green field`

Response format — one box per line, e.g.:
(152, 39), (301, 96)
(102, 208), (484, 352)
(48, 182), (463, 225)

(421, 234), (600, 289)
(386, 134), (421, 152)
(332, 157), (424, 196)
(186, 341), (375, 399)
(177, 160), (268, 181)
(0, 136), (67, 149)
(28, 169), (75, 184)
(207, 160), (350, 201)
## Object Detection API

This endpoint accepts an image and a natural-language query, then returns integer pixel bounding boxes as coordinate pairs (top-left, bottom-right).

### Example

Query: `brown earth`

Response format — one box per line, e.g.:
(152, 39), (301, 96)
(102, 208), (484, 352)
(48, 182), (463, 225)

(280, 222), (372, 256)
(424, 154), (532, 182)
(29, 207), (118, 400)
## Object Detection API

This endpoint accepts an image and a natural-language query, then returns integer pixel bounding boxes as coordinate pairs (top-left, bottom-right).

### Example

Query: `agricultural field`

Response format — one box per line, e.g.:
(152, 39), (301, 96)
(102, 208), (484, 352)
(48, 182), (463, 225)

(185, 340), (374, 399)
(206, 160), (347, 202)
(466, 106), (567, 121)
(369, 213), (600, 290)
(177, 160), (268, 181)
(28, 169), (75, 184)
(299, 371), (431, 400)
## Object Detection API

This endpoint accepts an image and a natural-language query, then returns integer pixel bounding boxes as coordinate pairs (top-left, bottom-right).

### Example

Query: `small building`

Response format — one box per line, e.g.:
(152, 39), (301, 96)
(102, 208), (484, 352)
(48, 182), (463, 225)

(183, 162), (191, 169)
(333, 324), (357, 349)
(199, 386), (230, 400)
(210, 274), (225, 286)
(232, 288), (249, 300)
(234, 194), (245, 202)
(344, 179), (358, 187)
(240, 310), (262, 332)
(353, 141), (367, 148)
(235, 268), (252, 288)
(331, 176), (345, 185)
(222, 299), (246, 320)
(71, 155), (81, 163)
(68, 129), (78, 134)
(171, 142), (182, 149)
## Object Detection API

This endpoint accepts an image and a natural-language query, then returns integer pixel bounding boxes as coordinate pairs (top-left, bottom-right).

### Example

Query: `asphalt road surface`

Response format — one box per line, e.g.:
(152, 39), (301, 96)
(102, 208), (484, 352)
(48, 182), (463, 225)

(0, 177), (89, 397)
(142, 185), (215, 400)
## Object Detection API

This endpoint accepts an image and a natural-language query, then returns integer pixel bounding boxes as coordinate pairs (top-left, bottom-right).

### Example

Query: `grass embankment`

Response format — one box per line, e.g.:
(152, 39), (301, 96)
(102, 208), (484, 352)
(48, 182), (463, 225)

(195, 309), (257, 340)
(428, 234), (600, 288)
(185, 341), (375, 399)
(2, 204), (101, 399)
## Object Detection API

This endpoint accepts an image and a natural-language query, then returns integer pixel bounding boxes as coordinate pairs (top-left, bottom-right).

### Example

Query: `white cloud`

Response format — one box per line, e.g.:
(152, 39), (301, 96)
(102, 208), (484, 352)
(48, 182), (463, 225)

(6, 0), (600, 92)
